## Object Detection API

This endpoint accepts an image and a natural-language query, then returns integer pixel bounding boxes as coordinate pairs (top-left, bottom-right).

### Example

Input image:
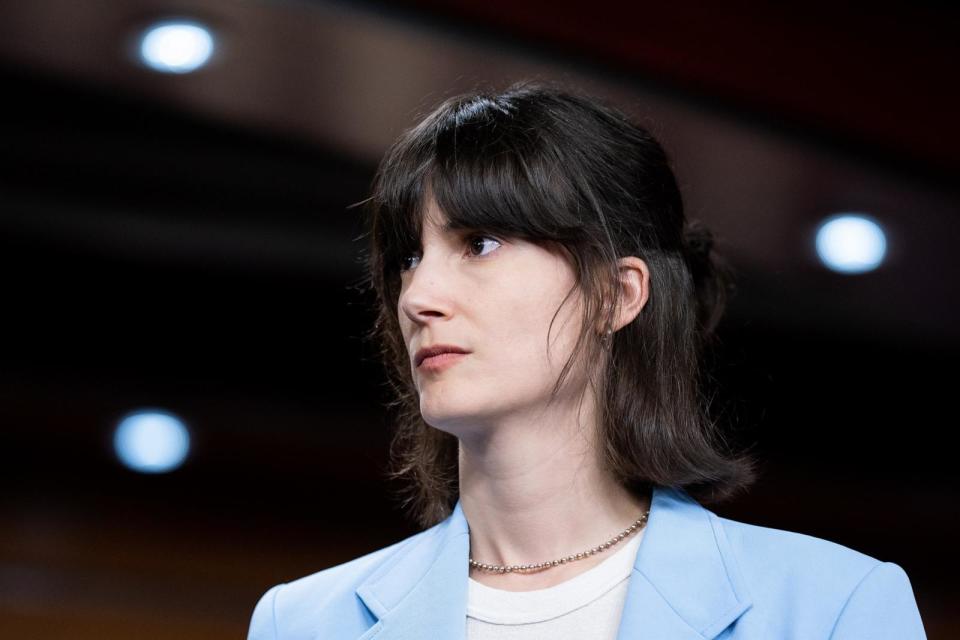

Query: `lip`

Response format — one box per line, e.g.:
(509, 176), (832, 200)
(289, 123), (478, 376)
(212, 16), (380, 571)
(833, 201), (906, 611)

(418, 352), (467, 373)
(415, 344), (470, 368)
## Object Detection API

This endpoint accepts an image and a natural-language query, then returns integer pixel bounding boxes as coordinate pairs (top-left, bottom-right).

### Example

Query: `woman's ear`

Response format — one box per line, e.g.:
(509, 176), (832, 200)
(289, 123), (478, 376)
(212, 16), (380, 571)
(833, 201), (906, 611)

(611, 256), (649, 332)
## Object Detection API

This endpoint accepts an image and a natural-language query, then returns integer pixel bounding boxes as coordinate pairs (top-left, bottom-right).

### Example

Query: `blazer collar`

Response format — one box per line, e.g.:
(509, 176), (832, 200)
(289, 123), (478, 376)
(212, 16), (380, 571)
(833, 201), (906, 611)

(353, 485), (752, 640)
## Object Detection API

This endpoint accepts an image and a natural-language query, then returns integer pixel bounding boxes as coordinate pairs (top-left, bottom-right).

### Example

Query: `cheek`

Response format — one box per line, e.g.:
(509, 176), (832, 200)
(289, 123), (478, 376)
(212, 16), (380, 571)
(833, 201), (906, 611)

(488, 287), (582, 367)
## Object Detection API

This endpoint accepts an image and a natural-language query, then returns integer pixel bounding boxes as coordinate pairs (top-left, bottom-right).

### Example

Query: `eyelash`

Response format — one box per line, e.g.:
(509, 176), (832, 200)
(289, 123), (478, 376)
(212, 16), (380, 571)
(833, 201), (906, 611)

(399, 234), (502, 272)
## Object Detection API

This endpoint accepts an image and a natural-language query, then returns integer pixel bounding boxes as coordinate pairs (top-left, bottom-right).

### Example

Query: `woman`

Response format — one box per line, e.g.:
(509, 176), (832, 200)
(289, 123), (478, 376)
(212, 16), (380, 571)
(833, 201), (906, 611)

(247, 81), (926, 639)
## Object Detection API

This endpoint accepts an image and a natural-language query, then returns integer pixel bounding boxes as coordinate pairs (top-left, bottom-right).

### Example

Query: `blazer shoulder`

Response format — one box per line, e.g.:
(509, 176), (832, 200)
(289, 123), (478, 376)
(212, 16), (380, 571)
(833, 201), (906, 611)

(247, 524), (441, 640)
(715, 513), (924, 636)
(718, 513), (884, 589)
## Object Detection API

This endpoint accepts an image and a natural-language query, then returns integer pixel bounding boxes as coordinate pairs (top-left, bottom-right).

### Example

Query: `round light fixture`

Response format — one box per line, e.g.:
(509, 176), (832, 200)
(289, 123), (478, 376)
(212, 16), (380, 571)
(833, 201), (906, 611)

(139, 20), (214, 74)
(814, 213), (887, 274)
(114, 409), (191, 473)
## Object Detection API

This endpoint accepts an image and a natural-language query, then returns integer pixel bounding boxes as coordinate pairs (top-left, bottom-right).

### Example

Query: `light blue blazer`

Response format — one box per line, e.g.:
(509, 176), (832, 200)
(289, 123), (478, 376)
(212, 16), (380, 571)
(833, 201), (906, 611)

(248, 485), (927, 639)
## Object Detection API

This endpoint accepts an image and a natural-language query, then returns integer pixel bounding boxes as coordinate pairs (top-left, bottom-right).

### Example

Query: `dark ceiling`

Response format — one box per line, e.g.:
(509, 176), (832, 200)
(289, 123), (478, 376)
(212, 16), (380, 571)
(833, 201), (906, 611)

(394, 0), (960, 179)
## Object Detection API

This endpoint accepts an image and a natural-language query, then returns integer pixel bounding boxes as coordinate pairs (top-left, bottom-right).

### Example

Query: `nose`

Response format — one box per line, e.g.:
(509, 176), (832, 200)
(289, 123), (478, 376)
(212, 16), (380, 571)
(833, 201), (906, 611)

(398, 253), (454, 327)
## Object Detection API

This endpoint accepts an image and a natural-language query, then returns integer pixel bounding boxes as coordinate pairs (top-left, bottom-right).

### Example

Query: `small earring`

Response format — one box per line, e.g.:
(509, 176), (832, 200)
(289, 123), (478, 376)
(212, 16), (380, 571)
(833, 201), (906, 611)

(600, 328), (613, 347)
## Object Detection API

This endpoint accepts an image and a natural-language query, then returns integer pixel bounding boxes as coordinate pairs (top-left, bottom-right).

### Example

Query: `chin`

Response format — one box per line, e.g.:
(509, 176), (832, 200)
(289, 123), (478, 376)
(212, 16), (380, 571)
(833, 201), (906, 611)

(420, 405), (485, 437)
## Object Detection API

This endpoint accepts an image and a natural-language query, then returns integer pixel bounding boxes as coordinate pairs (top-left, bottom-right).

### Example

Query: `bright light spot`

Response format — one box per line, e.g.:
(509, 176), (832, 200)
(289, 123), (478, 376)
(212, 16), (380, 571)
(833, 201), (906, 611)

(139, 21), (214, 73)
(114, 410), (190, 473)
(815, 213), (887, 274)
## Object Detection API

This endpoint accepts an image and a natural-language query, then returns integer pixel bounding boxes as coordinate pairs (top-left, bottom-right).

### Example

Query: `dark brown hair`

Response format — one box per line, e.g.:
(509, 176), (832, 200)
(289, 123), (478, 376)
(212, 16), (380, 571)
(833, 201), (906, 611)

(357, 80), (758, 528)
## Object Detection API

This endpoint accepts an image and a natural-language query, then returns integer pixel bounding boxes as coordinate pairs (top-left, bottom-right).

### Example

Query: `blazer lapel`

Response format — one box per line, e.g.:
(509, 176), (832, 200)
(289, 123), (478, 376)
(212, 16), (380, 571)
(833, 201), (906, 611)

(354, 500), (470, 640)
(353, 486), (752, 640)
(617, 486), (753, 639)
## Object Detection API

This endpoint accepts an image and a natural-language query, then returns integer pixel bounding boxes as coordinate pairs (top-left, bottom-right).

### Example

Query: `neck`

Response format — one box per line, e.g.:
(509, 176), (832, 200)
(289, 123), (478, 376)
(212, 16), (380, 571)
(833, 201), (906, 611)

(457, 395), (649, 590)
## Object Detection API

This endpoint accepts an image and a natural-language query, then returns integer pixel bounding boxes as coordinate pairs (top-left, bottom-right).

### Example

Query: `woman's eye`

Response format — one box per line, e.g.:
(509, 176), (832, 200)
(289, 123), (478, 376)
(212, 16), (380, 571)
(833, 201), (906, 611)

(399, 253), (420, 272)
(466, 234), (502, 258)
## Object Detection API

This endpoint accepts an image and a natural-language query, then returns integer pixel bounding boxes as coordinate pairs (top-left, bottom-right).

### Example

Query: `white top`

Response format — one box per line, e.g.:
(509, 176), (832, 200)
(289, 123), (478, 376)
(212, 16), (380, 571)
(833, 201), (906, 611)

(465, 528), (644, 639)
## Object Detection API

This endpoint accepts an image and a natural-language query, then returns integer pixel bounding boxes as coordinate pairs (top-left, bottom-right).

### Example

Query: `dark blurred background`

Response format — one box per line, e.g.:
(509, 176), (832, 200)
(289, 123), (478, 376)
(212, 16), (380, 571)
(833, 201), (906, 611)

(0, 1), (957, 638)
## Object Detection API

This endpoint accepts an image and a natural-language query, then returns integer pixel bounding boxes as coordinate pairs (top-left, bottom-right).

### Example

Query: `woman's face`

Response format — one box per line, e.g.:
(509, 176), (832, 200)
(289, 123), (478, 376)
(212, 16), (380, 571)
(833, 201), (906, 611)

(397, 196), (591, 440)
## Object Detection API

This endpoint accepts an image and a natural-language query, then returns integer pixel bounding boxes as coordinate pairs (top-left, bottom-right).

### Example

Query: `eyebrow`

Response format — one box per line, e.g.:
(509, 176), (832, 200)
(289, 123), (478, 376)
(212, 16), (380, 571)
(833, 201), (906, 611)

(430, 219), (469, 233)
(417, 215), (476, 242)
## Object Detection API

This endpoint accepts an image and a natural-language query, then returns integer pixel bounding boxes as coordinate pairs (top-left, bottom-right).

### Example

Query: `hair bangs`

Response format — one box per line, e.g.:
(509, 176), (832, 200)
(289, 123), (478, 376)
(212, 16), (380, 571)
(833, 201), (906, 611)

(426, 163), (555, 250)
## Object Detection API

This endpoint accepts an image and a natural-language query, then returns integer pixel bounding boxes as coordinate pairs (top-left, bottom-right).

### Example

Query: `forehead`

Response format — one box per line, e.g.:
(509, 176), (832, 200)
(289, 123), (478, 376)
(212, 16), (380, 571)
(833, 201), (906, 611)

(421, 196), (446, 229)
(418, 195), (460, 239)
